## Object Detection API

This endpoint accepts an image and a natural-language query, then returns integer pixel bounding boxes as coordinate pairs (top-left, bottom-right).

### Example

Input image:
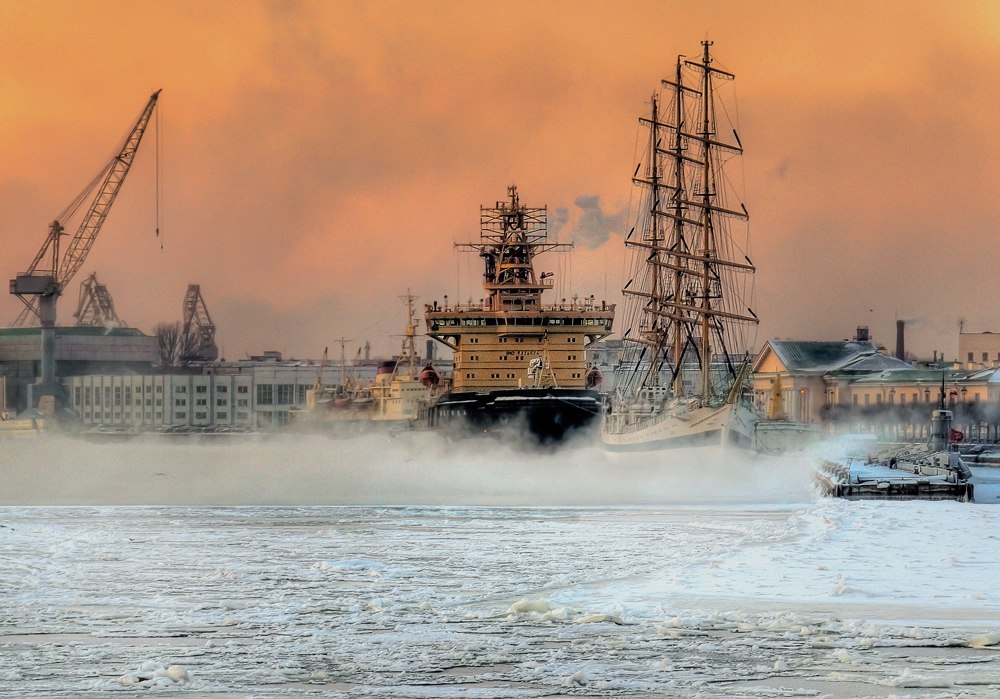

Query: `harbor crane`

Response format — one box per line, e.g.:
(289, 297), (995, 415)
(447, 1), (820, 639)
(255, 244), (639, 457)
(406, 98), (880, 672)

(73, 272), (122, 328)
(180, 284), (218, 362)
(9, 90), (160, 412)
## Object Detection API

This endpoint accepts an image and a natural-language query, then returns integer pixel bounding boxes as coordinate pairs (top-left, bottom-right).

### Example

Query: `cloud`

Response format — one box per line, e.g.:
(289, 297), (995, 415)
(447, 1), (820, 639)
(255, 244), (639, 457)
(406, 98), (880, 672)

(554, 195), (627, 249)
(2, 1), (1000, 363)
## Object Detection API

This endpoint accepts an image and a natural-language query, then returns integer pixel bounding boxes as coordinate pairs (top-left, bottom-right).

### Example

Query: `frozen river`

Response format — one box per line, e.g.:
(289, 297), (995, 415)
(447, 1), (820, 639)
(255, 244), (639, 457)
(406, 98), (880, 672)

(2, 433), (999, 697)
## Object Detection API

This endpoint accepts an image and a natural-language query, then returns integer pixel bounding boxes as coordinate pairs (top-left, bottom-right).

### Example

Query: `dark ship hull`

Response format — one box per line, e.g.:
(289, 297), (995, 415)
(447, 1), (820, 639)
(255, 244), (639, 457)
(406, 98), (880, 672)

(423, 388), (603, 445)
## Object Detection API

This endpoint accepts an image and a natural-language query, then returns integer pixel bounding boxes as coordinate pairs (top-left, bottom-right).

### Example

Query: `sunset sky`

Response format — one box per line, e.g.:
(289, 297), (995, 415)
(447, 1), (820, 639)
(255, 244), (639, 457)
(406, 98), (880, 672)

(2, 0), (998, 361)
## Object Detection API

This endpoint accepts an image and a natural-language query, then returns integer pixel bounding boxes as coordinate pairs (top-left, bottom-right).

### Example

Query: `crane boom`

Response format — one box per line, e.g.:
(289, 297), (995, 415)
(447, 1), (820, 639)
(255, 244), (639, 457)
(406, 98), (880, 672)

(59, 90), (161, 288)
(12, 89), (161, 325)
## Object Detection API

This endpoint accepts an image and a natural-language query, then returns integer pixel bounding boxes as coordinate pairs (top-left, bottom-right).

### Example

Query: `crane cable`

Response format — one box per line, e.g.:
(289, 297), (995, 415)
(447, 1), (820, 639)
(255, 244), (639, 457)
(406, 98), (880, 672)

(156, 98), (162, 250)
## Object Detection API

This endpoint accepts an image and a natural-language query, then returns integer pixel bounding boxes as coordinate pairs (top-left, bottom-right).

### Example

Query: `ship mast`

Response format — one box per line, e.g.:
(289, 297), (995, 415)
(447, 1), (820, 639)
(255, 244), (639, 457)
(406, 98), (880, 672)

(645, 93), (664, 389)
(697, 40), (715, 401)
(618, 41), (758, 408)
(668, 54), (691, 397)
(397, 289), (418, 379)
(456, 185), (571, 311)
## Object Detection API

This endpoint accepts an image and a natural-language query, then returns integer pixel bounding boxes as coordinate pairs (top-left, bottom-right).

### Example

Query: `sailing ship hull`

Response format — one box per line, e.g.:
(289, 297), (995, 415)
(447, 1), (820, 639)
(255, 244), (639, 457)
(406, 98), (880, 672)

(602, 402), (756, 452)
(424, 388), (603, 444)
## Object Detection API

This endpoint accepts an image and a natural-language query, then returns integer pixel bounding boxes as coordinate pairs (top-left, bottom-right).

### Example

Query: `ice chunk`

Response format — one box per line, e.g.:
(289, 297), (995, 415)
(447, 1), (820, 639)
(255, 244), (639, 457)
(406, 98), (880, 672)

(574, 613), (624, 625)
(562, 670), (588, 687)
(968, 632), (1000, 648)
(506, 598), (554, 615)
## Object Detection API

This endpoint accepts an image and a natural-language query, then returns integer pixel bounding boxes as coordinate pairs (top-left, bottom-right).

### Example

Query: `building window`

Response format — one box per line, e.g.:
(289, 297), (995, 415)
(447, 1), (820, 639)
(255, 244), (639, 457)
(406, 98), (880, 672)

(176, 385), (187, 394)
(237, 385), (249, 394)
(195, 412), (207, 420)
(217, 412), (228, 420)
(984, 352), (989, 362)
(216, 398), (227, 406)
(237, 399), (249, 407)
(217, 385), (228, 393)
(276, 384), (295, 404)
(196, 385), (208, 393)
(175, 398), (186, 406)
(968, 352), (974, 362)
(196, 398), (207, 406)
(114, 387), (121, 406)
(176, 411), (186, 418)
(257, 384), (274, 405)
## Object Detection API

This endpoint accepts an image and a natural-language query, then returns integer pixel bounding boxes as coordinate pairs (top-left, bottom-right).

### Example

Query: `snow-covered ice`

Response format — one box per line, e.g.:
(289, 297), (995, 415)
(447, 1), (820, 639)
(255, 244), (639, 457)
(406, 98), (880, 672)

(1, 432), (999, 697)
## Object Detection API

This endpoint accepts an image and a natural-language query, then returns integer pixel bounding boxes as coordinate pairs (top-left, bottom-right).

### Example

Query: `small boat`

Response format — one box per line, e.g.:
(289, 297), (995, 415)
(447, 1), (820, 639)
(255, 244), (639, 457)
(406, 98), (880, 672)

(293, 295), (440, 432)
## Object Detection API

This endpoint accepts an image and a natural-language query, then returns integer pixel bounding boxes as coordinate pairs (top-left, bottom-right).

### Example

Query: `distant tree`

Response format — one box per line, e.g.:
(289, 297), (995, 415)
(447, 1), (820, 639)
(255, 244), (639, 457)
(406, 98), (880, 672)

(157, 321), (207, 369)
(177, 324), (201, 364)
(155, 322), (183, 369)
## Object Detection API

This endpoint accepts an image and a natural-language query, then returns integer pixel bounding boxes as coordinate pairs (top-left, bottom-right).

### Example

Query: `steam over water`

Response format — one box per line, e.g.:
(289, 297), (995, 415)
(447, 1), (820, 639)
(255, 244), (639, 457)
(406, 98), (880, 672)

(1, 431), (816, 507)
(2, 433), (999, 697)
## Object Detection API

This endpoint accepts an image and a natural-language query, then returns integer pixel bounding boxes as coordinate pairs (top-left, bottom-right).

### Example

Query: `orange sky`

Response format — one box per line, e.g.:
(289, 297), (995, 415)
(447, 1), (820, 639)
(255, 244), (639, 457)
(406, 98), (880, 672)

(2, 0), (999, 360)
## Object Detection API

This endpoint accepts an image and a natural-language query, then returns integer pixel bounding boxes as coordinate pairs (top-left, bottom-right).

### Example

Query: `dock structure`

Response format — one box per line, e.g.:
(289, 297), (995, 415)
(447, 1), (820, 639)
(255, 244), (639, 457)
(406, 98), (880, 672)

(816, 446), (974, 502)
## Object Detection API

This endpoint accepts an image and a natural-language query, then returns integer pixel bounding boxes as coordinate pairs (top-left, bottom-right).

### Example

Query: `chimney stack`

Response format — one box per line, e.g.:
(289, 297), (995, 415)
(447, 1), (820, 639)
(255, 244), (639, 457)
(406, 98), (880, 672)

(896, 320), (905, 360)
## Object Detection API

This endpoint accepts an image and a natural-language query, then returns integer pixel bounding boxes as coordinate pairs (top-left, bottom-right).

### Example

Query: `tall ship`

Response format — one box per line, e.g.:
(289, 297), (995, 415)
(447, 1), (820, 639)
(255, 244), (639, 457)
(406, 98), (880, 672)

(602, 42), (759, 451)
(424, 186), (615, 443)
